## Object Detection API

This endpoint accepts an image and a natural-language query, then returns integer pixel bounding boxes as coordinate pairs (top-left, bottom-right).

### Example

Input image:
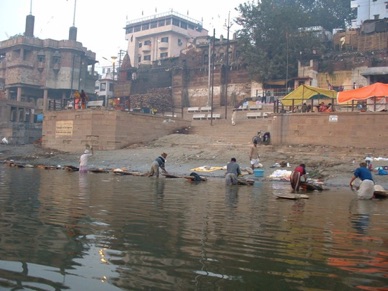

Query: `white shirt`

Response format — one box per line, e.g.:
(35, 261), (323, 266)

(80, 153), (92, 167)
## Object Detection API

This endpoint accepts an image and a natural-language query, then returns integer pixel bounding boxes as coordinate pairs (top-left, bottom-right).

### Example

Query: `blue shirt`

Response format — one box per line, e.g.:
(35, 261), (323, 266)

(354, 167), (373, 181)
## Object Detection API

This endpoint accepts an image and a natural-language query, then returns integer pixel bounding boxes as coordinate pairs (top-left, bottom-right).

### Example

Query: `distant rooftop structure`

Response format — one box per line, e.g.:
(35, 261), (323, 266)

(351, 0), (388, 28)
(126, 10), (203, 29)
(124, 10), (208, 67)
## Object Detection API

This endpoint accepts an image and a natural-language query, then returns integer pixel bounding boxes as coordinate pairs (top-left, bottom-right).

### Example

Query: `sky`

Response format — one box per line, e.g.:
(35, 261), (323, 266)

(0, 0), (244, 69)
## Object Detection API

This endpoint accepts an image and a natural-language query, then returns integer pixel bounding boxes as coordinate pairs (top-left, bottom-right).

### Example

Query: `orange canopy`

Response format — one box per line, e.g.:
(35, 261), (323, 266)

(337, 82), (388, 104)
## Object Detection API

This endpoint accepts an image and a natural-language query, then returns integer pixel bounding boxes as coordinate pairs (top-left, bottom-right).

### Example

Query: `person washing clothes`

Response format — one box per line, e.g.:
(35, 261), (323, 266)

(148, 153), (168, 178)
(290, 163), (307, 192)
(79, 147), (93, 173)
(225, 157), (242, 185)
(350, 161), (374, 199)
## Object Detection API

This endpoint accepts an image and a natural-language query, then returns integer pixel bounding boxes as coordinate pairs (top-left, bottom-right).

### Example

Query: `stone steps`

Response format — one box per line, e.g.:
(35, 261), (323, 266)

(189, 117), (271, 146)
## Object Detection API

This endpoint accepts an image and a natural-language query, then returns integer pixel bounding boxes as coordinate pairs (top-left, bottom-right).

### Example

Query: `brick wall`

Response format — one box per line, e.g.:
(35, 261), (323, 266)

(42, 110), (191, 152)
(271, 112), (388, 150)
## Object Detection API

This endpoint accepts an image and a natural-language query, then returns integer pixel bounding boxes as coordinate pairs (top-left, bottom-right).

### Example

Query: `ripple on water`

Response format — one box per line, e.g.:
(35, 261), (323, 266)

(0, 166), (388, 290)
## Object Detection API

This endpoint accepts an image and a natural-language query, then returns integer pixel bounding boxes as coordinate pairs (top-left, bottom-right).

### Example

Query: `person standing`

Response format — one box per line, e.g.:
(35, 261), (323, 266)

(80, 90), (87, 109)
(350, 162), (375, 199)
(249, 140), (260, 170)
(290, 163), (307, 192)
(79, 147), (93, 173)
(73, 90), (81, 109)
(148, 153), (168, 178)
(225, 157), (242, 185)
(231, 109), (237, 126)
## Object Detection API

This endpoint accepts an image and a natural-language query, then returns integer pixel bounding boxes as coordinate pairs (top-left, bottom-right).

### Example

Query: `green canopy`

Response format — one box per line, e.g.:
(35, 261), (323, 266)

(281, 85), (337, 106)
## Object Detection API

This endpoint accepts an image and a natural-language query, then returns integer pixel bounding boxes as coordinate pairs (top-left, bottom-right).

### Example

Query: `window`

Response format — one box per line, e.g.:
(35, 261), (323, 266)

(134, 25), (141, 32)
(100, 82), (106, 91)
(150, 21), (157, 28)
(126, 27), (133, 34)
(161, 37), (169, 43)
(138, 55), (141, 62)
(178, 39), (183, 46)
(144, 55), (151, 61)
(52, 51), (61, 64)
(138, 42), (142, 48)
(37, 55), (45, 62)
(166, 19), (171, 25)
(158, 20), (165, 26)
(109, 83), (114, 92)
(203, 53), (209, 65)
(142, 23), (149, 30)
(144, 40), (151, 45)
(160, 52), (168, 58)
(180, 21), (187, 29)
(172, 18), (180, 26)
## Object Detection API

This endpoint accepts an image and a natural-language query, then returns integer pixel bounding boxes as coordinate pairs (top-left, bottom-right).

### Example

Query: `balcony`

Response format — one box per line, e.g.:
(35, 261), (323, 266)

(158, 42), (168, 49)
(141, 60), (152, 65)
(142, 44), (151, 52)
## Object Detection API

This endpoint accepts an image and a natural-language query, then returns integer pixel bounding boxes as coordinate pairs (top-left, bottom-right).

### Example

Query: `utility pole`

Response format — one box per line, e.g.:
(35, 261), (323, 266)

(224, 11), (232, 120)
(72, 0), (77, 26)
(207, 37), (211, 107)
(210, 28), (215, 126)
(118, 49), (126, 71)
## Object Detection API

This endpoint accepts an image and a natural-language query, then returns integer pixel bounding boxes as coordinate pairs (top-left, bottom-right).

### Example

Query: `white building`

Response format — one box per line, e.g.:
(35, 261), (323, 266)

(351, 0), (388, 28)
(125, 10), (208, 67)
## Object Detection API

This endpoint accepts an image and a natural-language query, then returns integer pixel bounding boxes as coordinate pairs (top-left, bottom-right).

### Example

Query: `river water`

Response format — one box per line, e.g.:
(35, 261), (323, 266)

(0, 165), (387, 290)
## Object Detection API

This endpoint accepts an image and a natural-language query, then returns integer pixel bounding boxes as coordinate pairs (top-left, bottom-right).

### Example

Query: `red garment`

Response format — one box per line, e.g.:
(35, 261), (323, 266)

(294, 165), (306, 175)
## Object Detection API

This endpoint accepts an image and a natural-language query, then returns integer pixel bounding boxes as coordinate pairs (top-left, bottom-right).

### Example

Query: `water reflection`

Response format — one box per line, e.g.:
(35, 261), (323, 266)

(0, 166), (388, 290)
(78, 171), (89, 196)
(225, 185), (239, 208)
(350, 199), (373, 234)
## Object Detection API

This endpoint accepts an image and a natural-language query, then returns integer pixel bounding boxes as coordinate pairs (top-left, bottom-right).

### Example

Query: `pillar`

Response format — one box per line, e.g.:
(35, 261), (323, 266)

(17, 87), (22, 102)
(43, 89), (48, 111)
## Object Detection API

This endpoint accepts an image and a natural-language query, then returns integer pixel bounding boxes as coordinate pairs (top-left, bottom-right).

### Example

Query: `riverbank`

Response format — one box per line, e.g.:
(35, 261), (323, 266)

(1, 133), (388, 188)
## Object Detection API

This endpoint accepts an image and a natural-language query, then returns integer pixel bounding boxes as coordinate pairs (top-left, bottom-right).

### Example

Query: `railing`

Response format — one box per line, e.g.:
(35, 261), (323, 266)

(48, 99), (67, 111)
(274, 98), (384, 113)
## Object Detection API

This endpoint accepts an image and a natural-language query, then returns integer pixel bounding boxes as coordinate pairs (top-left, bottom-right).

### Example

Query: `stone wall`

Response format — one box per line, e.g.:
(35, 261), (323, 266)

(42, 110), (191, 152)
(172, 67), (252, 108)
(271, 112), (388, 150)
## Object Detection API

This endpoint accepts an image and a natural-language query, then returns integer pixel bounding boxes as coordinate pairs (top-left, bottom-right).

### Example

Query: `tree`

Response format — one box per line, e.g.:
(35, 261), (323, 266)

(295, 0), (354, 30)
(235, 0), (352, 82)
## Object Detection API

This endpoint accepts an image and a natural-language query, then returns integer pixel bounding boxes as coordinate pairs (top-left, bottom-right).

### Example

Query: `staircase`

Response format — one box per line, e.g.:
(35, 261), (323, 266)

(185, 106), (273, 146)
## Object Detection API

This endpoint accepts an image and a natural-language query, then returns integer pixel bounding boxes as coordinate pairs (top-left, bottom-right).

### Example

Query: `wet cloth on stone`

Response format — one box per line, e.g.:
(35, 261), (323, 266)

(190, 166), (225, 172)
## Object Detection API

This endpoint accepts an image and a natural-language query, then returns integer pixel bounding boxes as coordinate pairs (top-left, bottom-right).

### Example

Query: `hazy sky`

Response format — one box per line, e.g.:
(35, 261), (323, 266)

(0, 0), (243, 69)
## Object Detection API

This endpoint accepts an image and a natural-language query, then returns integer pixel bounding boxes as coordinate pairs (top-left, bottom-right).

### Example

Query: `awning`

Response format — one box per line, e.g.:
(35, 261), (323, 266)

(337, 82), (388, 104)
(281, 84), (337, 106)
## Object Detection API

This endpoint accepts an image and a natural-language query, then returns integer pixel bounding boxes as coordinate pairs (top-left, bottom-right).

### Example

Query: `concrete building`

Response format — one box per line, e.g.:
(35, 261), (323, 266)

(351, 0), (388, 28)
(95, 51), (130, 108)
(125, 11), (208, 68)
(0, 12), (98, 144)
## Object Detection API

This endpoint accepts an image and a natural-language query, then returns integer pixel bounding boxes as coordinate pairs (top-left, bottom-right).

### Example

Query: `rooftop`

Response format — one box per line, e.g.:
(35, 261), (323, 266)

(125, 10), (203, 27)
